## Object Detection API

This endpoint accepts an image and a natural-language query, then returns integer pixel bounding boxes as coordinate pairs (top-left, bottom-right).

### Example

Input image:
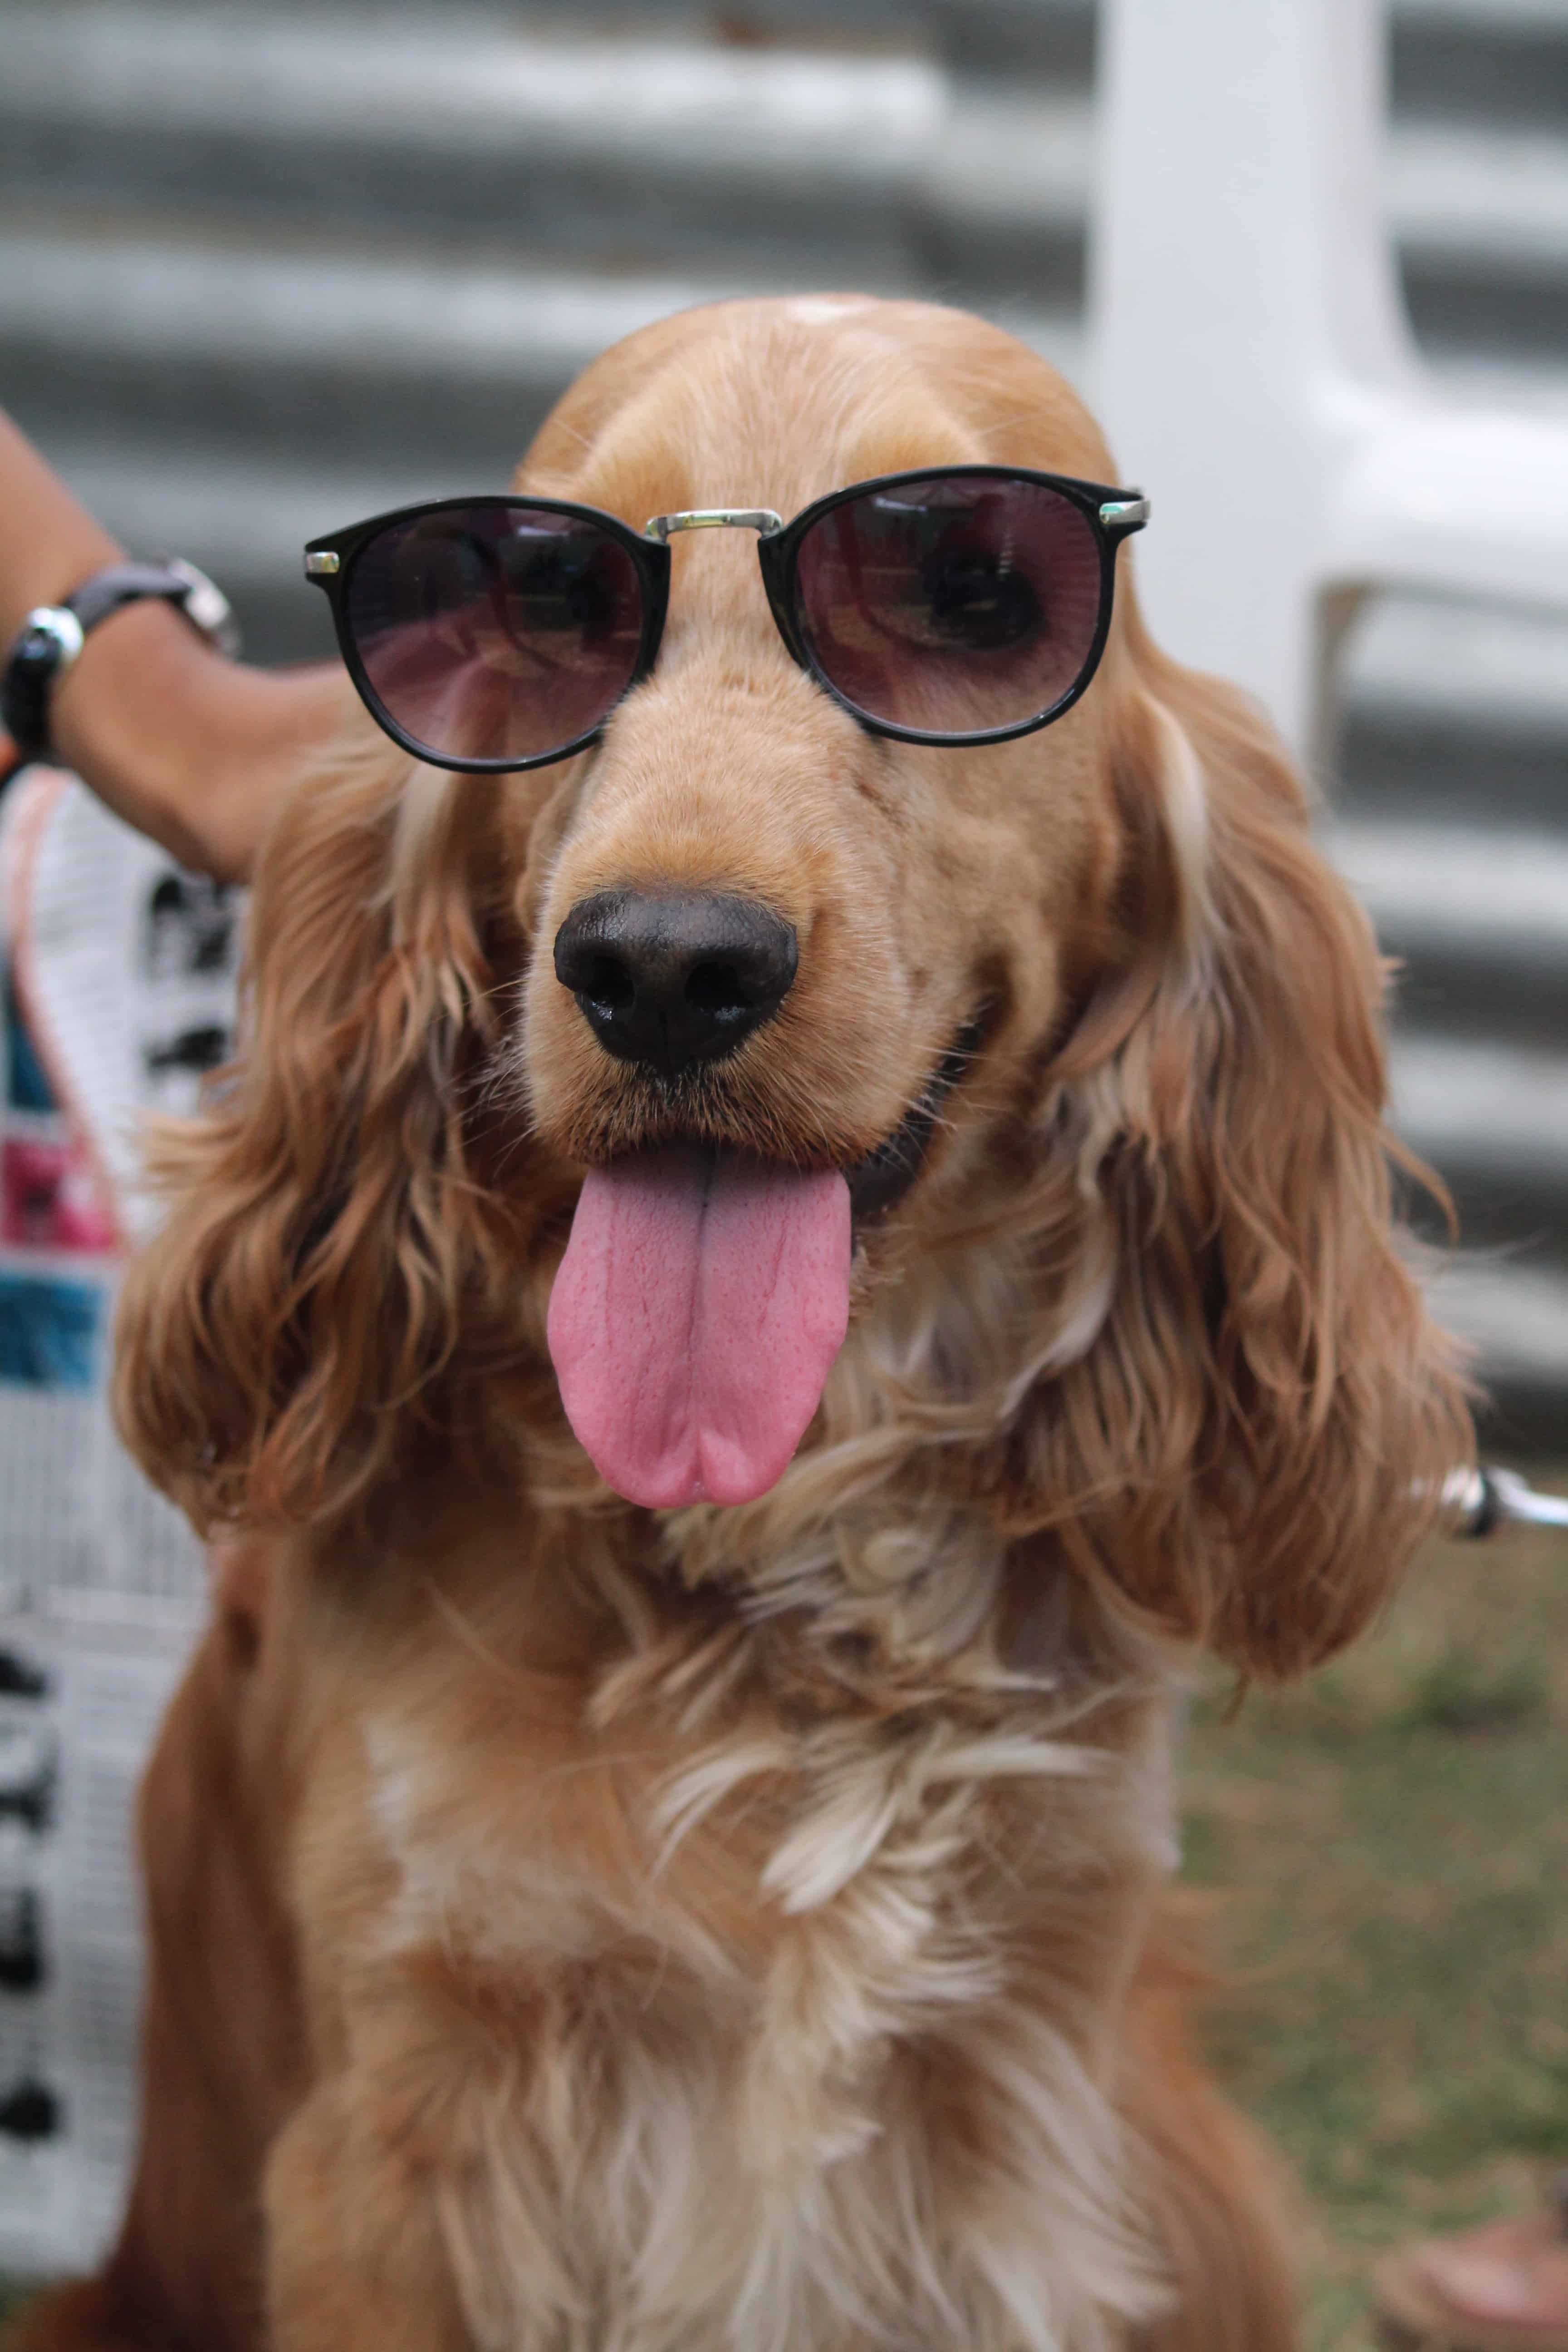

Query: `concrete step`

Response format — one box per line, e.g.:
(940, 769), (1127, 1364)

(4, 8), (1567, 363)
(1392, 1032), (1568, 1181)
(1388, 1031), (1568, 1269)
(0, 224), (1084, 477)
(1329, 818), (1568, 952)
(1336, 592), (1568, 828)
(1316, 817), (1568, 1282)
(1394, 122), (1568, 362)
(1340, 592), (1568, 736)
(1328, 816), (1568, 1049)
(0, 231), (779, 478)
(1392, 124), (1568, 273)
(0, 10), (1082, 294)
(1392, 0), (1568, 136)
(1395, 0), (1568, 26)
(91, 0), (1096, 82)
(1427, 1256), (1568, 1441)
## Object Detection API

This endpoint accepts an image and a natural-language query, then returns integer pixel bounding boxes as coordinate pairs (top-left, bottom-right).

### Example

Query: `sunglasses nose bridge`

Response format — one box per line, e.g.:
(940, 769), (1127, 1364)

(644, 514), (795, 666)
(642, 508), (784, 544)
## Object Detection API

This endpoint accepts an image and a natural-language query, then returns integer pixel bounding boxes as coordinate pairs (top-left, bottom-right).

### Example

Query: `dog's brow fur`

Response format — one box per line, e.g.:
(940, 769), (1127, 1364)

(17, 295), (1471, 2352)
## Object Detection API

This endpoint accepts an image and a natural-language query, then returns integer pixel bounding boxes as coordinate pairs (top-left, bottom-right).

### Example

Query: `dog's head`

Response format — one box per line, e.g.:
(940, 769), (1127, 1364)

(118, 295), (1470, 1675)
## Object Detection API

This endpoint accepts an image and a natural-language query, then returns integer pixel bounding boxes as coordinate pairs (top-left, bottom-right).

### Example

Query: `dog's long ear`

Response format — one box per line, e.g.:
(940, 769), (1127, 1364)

(1025, 611), (1473, 1678)
(115, 749), (549, 1533)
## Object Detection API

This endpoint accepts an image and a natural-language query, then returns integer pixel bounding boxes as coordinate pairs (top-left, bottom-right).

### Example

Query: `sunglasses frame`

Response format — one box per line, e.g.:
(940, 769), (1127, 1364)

(303, 466), (1149, 776)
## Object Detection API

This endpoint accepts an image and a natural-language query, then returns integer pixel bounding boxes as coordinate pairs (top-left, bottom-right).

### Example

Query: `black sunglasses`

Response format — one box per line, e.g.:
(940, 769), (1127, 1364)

(303, 466), (1150, 776)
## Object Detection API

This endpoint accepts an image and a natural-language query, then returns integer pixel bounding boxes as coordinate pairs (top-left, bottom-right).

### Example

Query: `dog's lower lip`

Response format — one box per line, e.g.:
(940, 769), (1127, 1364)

(563, 1012), (986, 1221)
(843, 1010), (988, 1224)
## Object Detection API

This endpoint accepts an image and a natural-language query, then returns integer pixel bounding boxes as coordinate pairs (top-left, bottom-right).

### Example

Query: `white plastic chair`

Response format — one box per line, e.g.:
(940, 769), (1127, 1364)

(1090, 0), (1568, 764)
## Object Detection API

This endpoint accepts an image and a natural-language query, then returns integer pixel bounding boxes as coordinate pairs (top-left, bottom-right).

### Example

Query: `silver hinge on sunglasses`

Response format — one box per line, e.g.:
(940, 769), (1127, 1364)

(304, 551), (341, 577)
(1098, 495), (1151, 530)
(643, 508), (785, 543)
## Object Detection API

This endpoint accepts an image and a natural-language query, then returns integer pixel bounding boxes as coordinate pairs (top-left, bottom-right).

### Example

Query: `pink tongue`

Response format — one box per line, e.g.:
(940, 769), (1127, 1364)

(547, 1144), (851, 1509)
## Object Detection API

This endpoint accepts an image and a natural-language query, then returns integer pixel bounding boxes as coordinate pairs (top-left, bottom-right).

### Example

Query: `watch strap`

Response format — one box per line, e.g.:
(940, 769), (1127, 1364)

(66, 560), (238, 654)
(1, 559), (240, 780)
(1, 610), (83, 772)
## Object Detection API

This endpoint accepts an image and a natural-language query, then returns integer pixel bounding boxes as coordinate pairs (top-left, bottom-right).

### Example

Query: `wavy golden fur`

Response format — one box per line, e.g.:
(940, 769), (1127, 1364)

(19, 296), (1469, 2352)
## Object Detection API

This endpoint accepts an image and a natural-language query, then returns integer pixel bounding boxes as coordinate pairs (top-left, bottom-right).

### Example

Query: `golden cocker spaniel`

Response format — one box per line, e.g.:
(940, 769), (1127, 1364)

(20, 296), (1468, 2352)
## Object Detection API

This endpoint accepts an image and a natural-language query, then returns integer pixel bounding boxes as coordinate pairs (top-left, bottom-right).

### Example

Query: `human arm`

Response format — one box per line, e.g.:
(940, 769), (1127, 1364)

(0, 410), (344, 884)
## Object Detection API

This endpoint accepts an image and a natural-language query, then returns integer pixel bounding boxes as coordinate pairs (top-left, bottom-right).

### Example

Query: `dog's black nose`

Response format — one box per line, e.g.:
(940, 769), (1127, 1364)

(554, 889), (798, 1077)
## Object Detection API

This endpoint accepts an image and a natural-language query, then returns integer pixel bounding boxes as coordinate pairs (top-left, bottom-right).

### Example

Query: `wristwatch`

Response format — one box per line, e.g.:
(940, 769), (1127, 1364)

(0, 559), (240, 784)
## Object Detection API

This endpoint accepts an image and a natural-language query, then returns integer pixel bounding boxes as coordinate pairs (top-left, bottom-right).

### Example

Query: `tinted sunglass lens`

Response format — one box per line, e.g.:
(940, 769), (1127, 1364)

(791, 475), (1105, 737)
(344, 505), (647, 765)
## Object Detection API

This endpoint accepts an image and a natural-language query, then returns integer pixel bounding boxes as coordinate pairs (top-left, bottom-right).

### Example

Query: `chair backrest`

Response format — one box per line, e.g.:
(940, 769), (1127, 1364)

(1091, 0), (1420, 714)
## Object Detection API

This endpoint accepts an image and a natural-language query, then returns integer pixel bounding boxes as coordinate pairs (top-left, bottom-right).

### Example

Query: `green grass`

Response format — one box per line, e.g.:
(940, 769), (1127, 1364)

(1184, 1469), (1568, 2350)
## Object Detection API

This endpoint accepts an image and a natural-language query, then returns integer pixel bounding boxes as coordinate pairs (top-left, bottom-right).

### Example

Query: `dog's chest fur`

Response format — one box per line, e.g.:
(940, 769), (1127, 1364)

(296, 1531), (1181, 2352)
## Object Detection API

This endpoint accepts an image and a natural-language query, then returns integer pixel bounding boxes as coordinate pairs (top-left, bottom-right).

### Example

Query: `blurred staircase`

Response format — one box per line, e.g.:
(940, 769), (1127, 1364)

(1, 0), (1565, 1435)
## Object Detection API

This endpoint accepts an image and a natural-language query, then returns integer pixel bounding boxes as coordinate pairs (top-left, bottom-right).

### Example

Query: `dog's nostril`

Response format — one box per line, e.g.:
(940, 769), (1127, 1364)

(685, 958), (749, 1016)
(578, 952), (635, 1013)
(554, 890), (798, 1076)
